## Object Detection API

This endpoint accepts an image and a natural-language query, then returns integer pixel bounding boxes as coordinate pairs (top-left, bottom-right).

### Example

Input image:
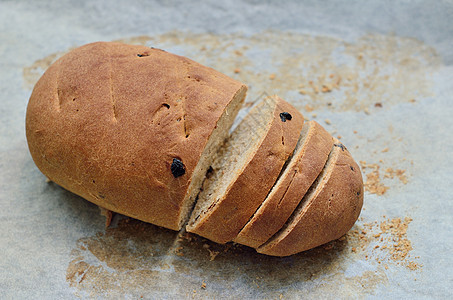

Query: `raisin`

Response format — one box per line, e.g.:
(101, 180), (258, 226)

(171, 158), (186, 178)
(280, 112), (292, 122)
(206, 166), (214, 179)
(334, 143), (346, 151)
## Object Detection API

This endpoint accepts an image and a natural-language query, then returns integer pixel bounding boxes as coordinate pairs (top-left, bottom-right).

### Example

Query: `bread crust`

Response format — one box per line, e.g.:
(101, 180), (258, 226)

(234, 121), (334, 248)
(26, 42), (246, 230)
(257, 142), (364, 256)
(186, 96), (304, 243)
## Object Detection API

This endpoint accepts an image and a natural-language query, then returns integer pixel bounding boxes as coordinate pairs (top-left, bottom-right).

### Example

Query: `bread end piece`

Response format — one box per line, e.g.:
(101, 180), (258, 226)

(257, 141), (363, 256)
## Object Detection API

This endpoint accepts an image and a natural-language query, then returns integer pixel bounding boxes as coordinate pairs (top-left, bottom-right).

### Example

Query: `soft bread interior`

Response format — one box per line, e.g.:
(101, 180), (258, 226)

(258, 142), (339, 249)
(179, 86), (247, 227)
(188, 96), (278, 226)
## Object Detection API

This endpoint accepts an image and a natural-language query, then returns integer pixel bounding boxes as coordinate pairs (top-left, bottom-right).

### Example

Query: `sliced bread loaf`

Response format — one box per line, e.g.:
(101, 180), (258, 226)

(186, 95), (304, 243)
(257, 141), (364, 256)
(234, 121), (334, 248)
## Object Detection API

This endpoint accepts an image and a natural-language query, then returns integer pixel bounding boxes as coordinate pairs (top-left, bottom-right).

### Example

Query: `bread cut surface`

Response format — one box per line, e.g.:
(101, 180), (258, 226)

(257, 141), (364, 256)
(234, 121), (334, 248)
(186, 96), (304, 243)
(26, 42), (246, 231)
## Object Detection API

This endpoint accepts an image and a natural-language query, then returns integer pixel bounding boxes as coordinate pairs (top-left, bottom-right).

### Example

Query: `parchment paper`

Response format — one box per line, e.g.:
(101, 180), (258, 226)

(1, 1), (452, 298)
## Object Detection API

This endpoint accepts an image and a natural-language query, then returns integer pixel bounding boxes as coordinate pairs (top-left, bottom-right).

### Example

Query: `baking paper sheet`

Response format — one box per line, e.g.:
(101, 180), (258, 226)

(1, 1), (452, 298)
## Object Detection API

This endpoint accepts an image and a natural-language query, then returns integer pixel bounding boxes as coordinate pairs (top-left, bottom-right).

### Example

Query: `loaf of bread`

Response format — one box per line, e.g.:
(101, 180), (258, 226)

(26, 42), (363, 256)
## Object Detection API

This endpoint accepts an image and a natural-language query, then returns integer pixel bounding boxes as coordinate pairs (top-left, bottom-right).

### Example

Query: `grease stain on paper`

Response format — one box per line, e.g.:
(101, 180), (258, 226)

(66, 213), (420, 298)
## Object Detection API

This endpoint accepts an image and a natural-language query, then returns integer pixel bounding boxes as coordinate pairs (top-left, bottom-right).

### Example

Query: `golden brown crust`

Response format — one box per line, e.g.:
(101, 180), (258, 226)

(257, 143), (364, 256)
(26, 42), (246, 230)
(234, 121), (334, 248)
(186, 96), (304, 243)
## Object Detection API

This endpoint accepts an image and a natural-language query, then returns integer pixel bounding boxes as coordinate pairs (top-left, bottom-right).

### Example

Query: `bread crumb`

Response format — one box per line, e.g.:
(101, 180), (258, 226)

(353, 130), (358, 134)
(99, 207), (114, 228)
(207, 248), (220, 261)
(299, 89), (307, 95)
(381, 148), (389, 153)
(304, 104), (314, 112)
(311, 113), (317, 118)
(360, 161), (389, 195)
(384, 168), (408, 184)
(337, 135), (342, 139)
(234, 68), (241, 74)
(321, 84), (332, 93)
(324, 119), (331, 125)
(234, 50), (243, 56)
(201, 282), (207, 289)
(269, 73), (276, 80)
(375, 102), (383, 107)
(175, 246), (184, 256)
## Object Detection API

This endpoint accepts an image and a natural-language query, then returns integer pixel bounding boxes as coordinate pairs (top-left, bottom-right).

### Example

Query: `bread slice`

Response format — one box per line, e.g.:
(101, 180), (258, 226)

(26, 42), (247, 231)
(257, 141), (364, 256)
(186, 96), (304, 243)
(234, 121), (334, 248)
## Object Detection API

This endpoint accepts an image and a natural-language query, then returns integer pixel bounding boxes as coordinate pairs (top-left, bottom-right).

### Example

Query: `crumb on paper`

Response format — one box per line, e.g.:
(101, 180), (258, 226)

(360, 161), (390, 195)
(207, 248), (220, 261)
(234, 68), (241, 74)
(343, 216), (419, 270)
(304, 104), (314, 112)
(375, 102), (383, 107)
(384, 168), (408, 184)
(175, 246), (184, 256)
(201, 281), (207, 289)
(269, 73), (276, 80)
(324, 119), (331, 125)
(99, 207), (114, 228)
(299, 89), (307, 95)
(321, 84), (332, 93)
(381, 148), (389, 153)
